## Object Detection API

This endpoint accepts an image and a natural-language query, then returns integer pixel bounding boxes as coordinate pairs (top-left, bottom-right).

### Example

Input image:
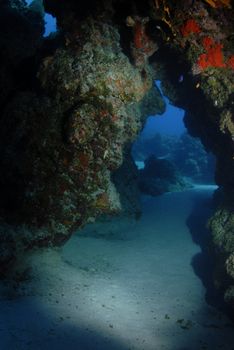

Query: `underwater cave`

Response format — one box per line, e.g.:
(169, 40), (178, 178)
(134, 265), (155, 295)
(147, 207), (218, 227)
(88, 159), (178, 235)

(0, 1), (234, 349)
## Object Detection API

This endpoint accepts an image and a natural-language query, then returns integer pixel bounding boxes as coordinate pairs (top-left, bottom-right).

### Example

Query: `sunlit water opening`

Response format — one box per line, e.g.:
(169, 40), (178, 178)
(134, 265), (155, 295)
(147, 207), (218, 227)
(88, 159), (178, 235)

(25, 0), (57, 37)
(142, 80), (186, 138)
(132, 81), (216, 187)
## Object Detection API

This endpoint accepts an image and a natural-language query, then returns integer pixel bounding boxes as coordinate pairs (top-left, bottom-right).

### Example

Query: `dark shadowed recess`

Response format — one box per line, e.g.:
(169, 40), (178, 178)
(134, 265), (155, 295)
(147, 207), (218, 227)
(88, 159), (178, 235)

(187, 191), (234, 321)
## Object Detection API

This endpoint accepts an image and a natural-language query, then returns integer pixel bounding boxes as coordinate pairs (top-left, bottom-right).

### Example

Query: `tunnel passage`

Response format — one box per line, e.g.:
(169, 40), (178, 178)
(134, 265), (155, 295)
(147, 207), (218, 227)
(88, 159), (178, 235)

(128, 80), (220, 313)
(132, 81), (216, 197)
(0, 0), (233, 312)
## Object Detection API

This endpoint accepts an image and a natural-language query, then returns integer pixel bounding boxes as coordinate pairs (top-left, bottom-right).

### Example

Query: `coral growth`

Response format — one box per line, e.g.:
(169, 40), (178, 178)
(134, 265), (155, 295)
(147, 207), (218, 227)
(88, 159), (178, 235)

(197, 36), (234, 70)
(227, 55), (234, 69)
(197, 43), (226, 69)
(133, 133), (215, 183)
(127, 16), (158, 66)
(134, 20), (146, 49)
(180, 19), (201, 37)
(202, 36), (215, 50)
(0, 0), (233, 313)
(138, 155), (191, 196)
(0, 13), (154, 271)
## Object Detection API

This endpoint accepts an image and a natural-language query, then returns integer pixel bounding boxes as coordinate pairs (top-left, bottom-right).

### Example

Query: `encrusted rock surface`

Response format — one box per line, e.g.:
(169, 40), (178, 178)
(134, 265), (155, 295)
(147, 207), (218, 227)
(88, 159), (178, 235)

(145, 0), (234, 308)
(133, 132), (215, 183)
(0, 0), (159, 273)
(138, 155), (191, 196)
(112, 150), (141, 218)
(0, 0), (233, 311)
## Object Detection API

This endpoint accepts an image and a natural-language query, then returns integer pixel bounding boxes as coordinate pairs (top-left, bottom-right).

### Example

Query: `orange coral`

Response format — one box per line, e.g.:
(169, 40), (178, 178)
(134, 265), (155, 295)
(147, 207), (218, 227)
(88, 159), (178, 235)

(202, 36), (215, 50)
(181, 19), (201, 37)
(134, 21), (148, 49)
(131, 17), (158, 66)
(227, 55), (234, 69)
(199, 36), (234, 70)
(197, 43), (226, 69)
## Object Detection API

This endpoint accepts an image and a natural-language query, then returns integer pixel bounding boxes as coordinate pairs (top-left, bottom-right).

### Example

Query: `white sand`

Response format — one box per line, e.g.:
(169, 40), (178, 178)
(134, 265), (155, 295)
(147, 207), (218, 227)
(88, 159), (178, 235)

(0, 186), (233, 350)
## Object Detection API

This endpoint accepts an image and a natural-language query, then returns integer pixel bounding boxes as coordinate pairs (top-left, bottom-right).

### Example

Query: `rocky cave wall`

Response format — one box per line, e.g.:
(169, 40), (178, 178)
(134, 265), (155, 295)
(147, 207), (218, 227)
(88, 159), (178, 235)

(0, 0), (165, 274)
(0, 0), (233, 309)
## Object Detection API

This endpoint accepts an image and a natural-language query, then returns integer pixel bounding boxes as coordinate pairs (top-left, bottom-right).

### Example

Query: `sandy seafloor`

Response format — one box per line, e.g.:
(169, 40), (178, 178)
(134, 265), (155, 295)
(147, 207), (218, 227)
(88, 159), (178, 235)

(0, 186), (234, 350)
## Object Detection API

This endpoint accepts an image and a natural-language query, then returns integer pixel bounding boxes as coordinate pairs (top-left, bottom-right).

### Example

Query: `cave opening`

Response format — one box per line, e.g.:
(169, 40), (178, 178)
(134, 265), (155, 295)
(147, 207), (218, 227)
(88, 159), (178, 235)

(128, 78), (223, 314)
(0, 1), (234, 349)
(132, 80), (216, 189)
(59, 77), (230, 348)
(25, 0), (57, 37)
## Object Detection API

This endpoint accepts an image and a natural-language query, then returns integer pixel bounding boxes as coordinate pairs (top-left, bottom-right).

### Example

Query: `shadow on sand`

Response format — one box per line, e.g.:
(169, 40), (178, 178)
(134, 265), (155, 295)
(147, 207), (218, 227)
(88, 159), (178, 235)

(0, 292), (131, 350)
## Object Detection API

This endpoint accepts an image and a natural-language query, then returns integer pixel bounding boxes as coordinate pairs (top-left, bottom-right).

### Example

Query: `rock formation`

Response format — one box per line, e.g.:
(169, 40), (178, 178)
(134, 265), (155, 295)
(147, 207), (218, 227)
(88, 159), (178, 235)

(133, 132), (215, 183)
(138, 155), (190, 196)
(0, 0), (233, 310)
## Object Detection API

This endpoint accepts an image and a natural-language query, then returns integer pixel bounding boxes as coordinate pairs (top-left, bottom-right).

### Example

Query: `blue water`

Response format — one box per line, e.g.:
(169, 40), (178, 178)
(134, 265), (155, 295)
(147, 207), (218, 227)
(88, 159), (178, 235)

(44, 13), (57, 37)
(25, 0), (57, 37)
(142, 81), (185, 138)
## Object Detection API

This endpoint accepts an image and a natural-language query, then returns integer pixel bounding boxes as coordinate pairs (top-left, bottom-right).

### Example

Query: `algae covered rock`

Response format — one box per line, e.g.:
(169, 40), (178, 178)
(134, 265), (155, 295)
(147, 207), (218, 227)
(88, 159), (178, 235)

(226, 253), (234, 280)
(209, 208), (234, 307)
(138, 155), (191, 196)
(0, 0), (233, 312)
(209, 208), (234, 255)
(112, 151), (141, 218)
(0, 14), (153, 270)
(133, 132), (215, 183)
(139, 84), (166, 121)
(224, 286), (234, 308)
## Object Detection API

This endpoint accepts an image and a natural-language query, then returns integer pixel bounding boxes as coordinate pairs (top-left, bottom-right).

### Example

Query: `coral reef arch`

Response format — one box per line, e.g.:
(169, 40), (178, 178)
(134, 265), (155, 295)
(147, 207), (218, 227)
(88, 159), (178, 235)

(0, 0), (233, 310)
